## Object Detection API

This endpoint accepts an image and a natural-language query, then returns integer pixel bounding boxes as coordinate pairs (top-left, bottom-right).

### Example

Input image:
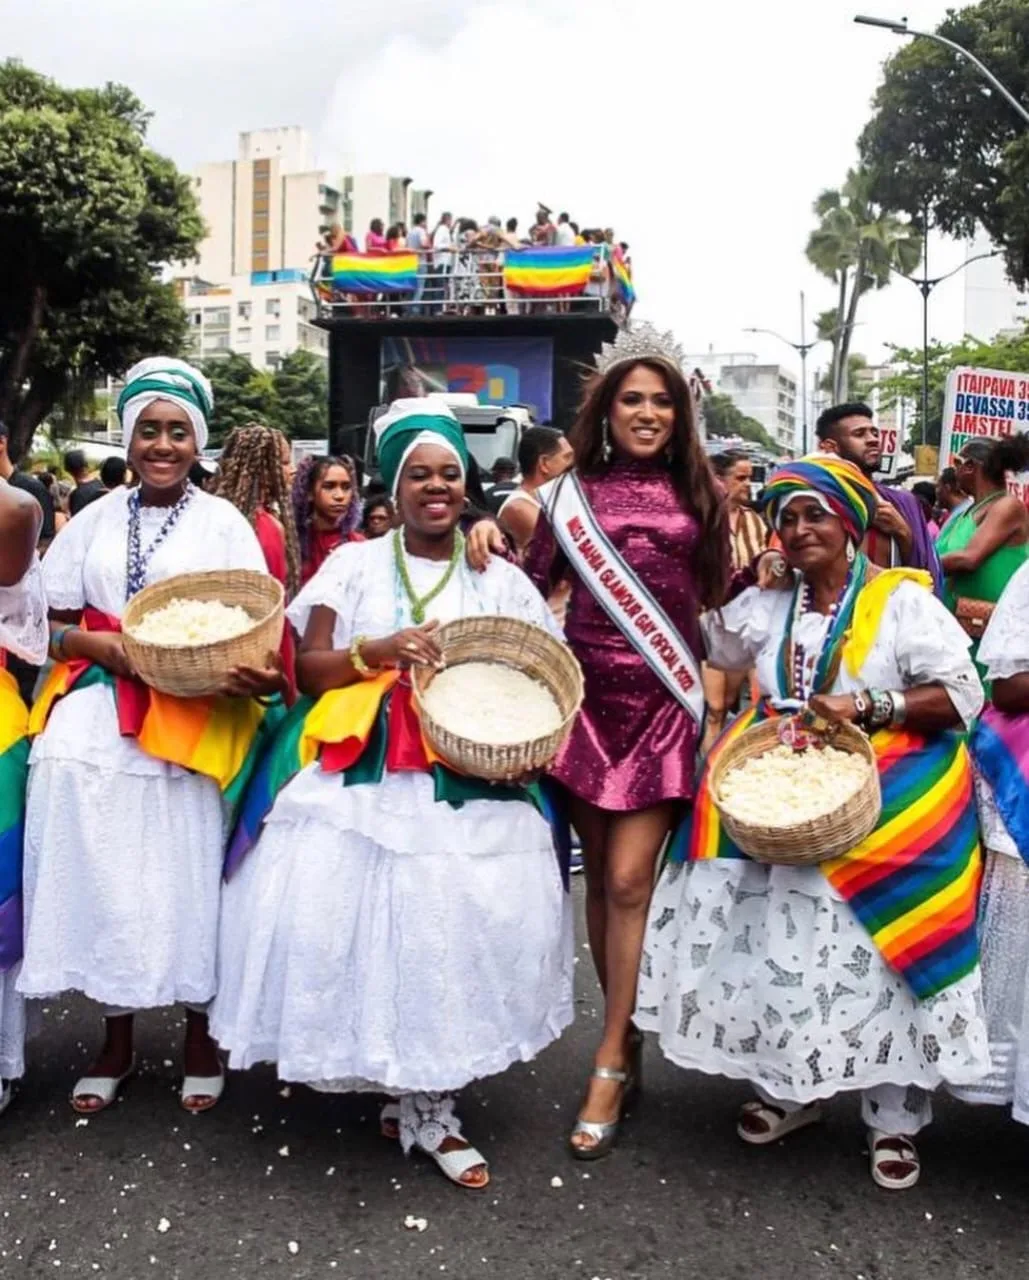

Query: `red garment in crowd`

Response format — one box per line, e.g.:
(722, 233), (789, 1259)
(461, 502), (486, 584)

(254, 508), (297, 705)
(300, 527), (365, 588)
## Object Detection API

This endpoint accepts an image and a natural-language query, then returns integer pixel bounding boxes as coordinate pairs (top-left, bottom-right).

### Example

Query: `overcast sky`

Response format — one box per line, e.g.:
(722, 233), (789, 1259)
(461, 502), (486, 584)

(4, 0), (981, 386)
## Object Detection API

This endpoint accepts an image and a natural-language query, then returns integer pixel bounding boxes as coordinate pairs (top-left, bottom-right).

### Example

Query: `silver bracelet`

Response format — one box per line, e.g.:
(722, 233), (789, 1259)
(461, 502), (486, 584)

(867, 687), (894, 729)
(890, 690), (907, 726)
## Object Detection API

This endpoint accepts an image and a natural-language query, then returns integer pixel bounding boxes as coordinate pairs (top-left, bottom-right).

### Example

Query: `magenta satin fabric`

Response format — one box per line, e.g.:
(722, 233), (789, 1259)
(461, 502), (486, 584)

(525, 460), (708, 812)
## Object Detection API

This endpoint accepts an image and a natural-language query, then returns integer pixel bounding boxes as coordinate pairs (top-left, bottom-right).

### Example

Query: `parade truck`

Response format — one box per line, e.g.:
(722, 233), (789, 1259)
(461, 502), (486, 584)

(309, 242), (623, 469)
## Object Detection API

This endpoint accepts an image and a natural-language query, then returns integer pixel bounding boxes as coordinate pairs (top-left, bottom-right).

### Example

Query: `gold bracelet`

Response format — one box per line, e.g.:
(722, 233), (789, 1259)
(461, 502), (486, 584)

(349, 634), (379, 678)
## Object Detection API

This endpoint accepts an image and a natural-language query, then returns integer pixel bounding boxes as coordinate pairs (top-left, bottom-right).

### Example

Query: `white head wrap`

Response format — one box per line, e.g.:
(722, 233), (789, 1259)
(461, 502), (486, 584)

(771, 488), (836, 532)
(118, 357), (214, 452)
(373, 397), (467, 498)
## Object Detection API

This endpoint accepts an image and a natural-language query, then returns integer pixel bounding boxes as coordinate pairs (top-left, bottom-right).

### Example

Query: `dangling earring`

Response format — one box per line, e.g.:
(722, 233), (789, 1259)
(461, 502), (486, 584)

(846, 539), (856, 564)
(601, 416), (613, 463)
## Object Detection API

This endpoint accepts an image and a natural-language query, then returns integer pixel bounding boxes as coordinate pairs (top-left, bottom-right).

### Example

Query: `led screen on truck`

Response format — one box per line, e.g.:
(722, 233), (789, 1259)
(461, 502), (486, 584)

(380, 336), (554, 420)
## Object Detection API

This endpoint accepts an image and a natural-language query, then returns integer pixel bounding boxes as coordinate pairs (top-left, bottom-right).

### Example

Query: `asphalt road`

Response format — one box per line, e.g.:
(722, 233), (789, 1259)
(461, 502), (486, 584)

(3, 883), (1029, 1280)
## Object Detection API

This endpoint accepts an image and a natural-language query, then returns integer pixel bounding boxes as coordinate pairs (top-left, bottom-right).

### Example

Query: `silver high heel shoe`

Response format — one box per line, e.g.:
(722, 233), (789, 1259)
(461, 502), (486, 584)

(568, 1047), (642, 1163)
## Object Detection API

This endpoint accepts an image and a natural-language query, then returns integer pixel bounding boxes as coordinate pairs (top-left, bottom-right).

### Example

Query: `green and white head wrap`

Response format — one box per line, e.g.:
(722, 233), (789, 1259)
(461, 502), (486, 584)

(374, 397), (469, 498)
(117, 357), (214, 452)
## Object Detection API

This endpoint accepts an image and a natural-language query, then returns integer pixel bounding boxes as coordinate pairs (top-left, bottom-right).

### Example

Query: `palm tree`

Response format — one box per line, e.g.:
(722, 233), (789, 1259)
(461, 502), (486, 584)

(806, 169), (922, 401)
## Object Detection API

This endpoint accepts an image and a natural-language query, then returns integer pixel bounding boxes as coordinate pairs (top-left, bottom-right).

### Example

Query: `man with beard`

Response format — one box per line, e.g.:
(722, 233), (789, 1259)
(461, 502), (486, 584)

(816, 402), (942, 593)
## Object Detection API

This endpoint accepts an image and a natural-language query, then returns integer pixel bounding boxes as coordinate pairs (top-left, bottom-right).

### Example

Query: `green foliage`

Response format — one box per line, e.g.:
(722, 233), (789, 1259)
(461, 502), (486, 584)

(0, 61), (203, 461)
(819, 353), (869, 395)
(860, 0), (1029, 287)
(702, 392), (778, 451)
(878, 324), (1029, 446)
(201, 349), (329, 448)
(806, 168), (922, 402)
(272, 349), (329, 439)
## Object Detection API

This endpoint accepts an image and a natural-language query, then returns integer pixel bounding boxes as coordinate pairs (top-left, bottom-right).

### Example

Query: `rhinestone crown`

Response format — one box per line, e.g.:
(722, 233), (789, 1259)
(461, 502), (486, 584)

(594, 321), (686, 377)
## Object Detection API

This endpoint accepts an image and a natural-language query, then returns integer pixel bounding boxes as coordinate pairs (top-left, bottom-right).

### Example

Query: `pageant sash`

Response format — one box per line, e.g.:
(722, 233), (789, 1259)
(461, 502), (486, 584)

(538, 471), (704, 726)
(672, 702), (982, 1001)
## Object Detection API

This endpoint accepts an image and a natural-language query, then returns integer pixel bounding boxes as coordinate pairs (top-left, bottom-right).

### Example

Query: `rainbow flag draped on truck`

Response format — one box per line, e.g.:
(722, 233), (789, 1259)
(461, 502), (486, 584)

(504, 246), (594, 298)
(331, 252), (419, 294)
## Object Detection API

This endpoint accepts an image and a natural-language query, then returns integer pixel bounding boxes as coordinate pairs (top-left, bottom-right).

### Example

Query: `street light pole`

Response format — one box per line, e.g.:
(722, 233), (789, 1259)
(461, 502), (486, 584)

(854, 15), (1029, 128)
(746, 294), (859, 454)
(890, 246), (1001, 444)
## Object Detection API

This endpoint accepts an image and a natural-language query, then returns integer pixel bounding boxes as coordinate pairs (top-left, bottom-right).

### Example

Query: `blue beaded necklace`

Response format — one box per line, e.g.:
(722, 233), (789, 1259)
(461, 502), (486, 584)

(125, 483), (195, 600)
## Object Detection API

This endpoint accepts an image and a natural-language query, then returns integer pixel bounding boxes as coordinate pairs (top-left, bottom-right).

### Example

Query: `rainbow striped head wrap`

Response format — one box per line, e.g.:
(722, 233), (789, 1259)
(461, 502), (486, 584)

(374, 397), (469, 499)
(760, 455), (878, 544)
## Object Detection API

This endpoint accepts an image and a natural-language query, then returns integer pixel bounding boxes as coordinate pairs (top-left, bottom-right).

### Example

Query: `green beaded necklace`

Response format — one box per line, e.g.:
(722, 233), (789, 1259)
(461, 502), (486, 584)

(393, 526), (465, 624)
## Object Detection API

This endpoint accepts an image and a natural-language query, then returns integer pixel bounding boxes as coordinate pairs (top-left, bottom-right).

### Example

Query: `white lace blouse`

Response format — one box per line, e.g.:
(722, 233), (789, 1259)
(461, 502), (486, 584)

(978, 560), (1029, 682)
(702, 578), (984, 728)
(0, 556), (47, 665)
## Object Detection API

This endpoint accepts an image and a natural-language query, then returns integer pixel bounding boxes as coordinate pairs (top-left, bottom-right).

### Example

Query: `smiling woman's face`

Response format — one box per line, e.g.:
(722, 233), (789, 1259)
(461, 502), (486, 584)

(608, 364), (675, 461)
(128, 400), (197, 495)
(396, 443), (465, 539)
(777, 496), (849, 575)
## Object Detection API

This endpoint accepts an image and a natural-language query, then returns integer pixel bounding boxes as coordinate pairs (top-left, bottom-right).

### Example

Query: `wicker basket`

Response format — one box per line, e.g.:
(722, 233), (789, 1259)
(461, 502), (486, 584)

(710, 718), (881, 866)
(122, 570), (285, 699)
(411, 616), (584, 783)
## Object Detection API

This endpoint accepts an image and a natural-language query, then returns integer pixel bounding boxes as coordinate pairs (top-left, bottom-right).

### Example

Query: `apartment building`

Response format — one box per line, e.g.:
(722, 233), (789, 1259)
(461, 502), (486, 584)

(177, 271), (329, 371)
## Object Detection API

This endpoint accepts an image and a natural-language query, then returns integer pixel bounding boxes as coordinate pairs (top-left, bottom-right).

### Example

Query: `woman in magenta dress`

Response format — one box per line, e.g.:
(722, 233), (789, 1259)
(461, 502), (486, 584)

(473, 327), (733, 1157)
(291, 455), (365, 587)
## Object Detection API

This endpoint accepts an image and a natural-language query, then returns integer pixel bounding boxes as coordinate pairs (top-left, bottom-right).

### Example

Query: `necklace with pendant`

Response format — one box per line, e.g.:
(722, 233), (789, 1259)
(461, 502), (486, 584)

(393, 526), (465, 624)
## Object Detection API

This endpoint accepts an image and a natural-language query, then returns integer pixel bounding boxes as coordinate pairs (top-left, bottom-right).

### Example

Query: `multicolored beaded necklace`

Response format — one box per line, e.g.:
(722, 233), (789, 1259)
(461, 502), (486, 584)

(775, 552), (868, 701)
(125, 483), (195, 600)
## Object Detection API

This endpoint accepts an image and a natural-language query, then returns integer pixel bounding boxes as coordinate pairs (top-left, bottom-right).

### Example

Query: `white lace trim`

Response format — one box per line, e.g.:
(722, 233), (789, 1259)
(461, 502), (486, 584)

(978, 560), (1029, 681)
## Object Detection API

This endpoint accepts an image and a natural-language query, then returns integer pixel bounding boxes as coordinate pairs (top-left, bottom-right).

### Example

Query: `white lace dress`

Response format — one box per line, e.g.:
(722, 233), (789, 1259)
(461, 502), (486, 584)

(952, 560), (1029, 1121)
(19, 488), (265, 1011)
(0, 555), (47, 1078)
(210, 535), (574, 1095)
(636, 581), (992, 1108)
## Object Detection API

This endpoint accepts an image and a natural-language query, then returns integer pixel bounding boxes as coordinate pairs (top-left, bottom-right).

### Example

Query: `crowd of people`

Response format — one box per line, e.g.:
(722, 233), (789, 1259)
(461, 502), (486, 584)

(316, 202), (632, 318)
(1, 336), (1028, 1197)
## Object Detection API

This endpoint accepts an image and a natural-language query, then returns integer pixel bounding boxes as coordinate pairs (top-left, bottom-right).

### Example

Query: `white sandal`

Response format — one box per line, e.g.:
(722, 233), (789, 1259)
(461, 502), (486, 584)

(181, 1070), (225, 1114)
(0, 1080), (12, 1117)
(419, 1139), (491, 1190)
(737, 1099), (823, 1146)
(71, 1058), (136, 1114)
(869, 1130), (921, 1190)
(399, 1093), (490, 1190)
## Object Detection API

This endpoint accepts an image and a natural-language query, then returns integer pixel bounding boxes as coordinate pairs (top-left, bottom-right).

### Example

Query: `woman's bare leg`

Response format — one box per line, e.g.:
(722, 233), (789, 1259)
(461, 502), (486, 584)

(572, 803), (677, 1149)
(567, 794), (612, 991)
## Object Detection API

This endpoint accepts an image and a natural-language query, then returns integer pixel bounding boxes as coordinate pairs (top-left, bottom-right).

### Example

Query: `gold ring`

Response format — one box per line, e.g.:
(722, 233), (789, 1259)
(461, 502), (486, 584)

(405, 642), (418, 653)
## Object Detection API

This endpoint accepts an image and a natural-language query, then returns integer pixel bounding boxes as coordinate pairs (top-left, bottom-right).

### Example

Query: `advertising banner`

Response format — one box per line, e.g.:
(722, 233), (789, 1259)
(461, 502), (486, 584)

(940, 366), (1029, 500)
(380, 336), (554, 420)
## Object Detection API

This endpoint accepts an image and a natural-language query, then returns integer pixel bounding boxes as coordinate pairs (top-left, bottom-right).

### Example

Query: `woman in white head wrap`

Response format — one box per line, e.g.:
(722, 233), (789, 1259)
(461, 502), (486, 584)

(20, 357), (282, 1116)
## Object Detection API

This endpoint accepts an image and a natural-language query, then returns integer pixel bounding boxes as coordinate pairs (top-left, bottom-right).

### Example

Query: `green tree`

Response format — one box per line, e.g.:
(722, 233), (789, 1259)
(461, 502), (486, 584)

(806, 169), (922, 402)
(0, 61), (203, 461)
(701, 392), (778, 451)
(273, 349), (328, 439)
(201, 353), (280, 448)
(818, 352), (869, 395)
(878, 324), (1029, 446)
(860, 1), (1029, 287)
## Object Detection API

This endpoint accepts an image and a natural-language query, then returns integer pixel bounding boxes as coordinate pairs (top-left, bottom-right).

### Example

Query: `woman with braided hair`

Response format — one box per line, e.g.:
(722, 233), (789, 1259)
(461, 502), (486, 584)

(291, 455), (364, 586)
(212, 423), (302, 700)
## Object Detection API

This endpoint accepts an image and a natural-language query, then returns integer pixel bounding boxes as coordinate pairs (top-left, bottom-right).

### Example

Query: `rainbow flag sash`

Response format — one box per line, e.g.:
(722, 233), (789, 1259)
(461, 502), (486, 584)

(29, 611), (283, 815)
(0, 667), (29, 971)
(971, 704), (1029, 862)
(226, 673), (541, 878)
(672, 704), (982, 1000)
(612, 247), (635, 310)
(504, 246), (594, 298)
(331, 252), (419, 294)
